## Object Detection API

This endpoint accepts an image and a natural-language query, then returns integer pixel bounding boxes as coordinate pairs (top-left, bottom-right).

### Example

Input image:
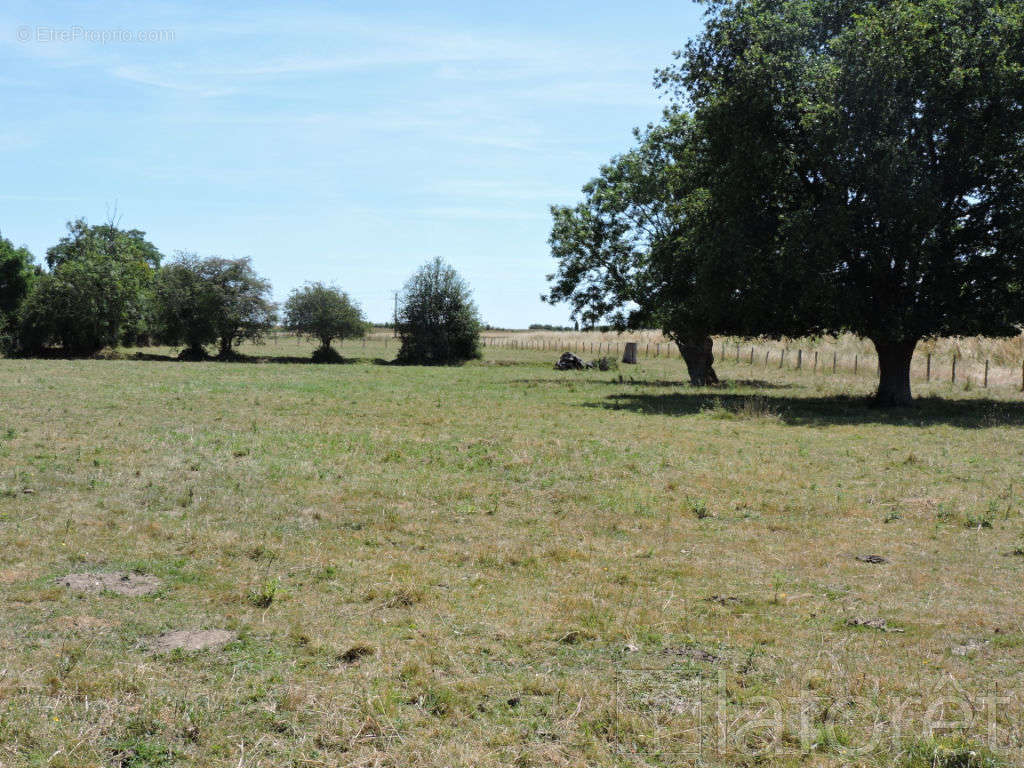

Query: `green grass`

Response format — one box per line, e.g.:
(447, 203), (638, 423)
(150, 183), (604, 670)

(1, 335), (1022, 766)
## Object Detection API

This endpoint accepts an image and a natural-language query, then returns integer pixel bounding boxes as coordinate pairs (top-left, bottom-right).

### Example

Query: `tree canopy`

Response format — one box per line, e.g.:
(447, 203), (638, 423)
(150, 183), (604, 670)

(546, 0), (1024, 404)
(284, 282), (366, 361)
(152, 252), (223, 358)
(0, 234), (34, 329)
(18, 220), (161, 354)
(194, 257), (277, 358)
(396, 258), (482, 365)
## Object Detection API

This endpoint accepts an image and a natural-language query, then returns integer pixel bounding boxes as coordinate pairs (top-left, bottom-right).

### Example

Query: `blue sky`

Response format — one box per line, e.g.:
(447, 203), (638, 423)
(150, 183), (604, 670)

(1, 1), (704, 326)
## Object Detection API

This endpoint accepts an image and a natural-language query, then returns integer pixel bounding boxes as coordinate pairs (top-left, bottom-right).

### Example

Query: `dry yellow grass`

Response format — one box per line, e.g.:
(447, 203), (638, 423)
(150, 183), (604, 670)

(0, 334), (1021, 766)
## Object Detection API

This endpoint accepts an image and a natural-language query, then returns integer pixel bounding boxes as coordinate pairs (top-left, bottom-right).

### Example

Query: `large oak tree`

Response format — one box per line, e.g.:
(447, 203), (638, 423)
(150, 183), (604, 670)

(547, 0), (1024, 404)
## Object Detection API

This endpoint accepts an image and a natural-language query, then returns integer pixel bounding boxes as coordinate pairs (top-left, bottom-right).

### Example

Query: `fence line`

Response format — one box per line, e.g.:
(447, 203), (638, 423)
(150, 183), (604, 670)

(478, 335), (1024, 393)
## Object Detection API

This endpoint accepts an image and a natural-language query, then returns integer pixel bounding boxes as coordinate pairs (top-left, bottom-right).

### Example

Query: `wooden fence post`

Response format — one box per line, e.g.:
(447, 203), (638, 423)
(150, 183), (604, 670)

(926, 353), (931, 382)
(749, 346), (754, 365)
(833, 352), (837, 373)
(984, 359), (989, 388)
(854, 354), (858, 374)
(814, 350), (819, 371)
(796, 349), (802, 370)
(780, 349), (786, 369)
(952, 356), (957, 384)
(765, 349), (770, 367)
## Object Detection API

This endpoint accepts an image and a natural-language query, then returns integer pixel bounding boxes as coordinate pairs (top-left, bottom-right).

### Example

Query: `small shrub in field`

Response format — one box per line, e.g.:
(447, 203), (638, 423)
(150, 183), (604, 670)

(964, 510), (995, 529)
(689, 498), (711, 519)
(247, 577), (280, 608)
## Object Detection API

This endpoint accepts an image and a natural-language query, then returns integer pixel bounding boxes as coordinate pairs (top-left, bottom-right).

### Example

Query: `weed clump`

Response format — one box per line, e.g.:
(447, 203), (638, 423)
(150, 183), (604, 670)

(689, 498), (711, 519)
(900, 737), (1003, 768)
(247, 577), (280, 608)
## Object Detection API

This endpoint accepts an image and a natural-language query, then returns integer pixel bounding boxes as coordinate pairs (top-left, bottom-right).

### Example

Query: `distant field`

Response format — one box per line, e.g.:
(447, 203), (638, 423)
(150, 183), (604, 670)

(482, 330), (1024, 392)
(1, 335), (1023, 767)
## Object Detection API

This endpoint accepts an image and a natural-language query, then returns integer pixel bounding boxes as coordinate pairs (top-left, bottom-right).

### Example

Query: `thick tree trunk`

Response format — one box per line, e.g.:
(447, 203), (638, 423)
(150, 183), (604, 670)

(678, 335), (719, 386)
(871, 338), (917, 407)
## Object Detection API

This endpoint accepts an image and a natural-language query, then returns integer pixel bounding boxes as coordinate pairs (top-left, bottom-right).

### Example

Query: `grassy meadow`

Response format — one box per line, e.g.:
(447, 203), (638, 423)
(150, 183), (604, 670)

(1, 334), (1023, 767)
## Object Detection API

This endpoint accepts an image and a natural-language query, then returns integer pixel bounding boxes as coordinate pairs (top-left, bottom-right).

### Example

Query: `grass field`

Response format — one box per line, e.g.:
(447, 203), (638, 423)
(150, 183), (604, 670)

(2, 335), (1023, 767)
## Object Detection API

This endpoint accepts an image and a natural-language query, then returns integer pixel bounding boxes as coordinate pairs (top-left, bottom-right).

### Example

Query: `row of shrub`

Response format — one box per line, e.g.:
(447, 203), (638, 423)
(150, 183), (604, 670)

(0, 220), (482, 364)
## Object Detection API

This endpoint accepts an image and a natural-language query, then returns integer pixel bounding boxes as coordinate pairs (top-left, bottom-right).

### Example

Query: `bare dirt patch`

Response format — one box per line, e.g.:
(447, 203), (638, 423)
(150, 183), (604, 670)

(150, 629), (236, 653)
(56, 572), (163, 596)
(52, 615), (113, 631)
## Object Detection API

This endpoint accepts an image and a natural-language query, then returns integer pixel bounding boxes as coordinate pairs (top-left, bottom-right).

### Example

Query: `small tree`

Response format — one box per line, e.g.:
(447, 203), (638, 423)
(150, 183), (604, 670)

(396, 258), (481, 365)
(283, 282), (366, 362)
(198, 257), (277, 358)
(152, 253), (221, 358)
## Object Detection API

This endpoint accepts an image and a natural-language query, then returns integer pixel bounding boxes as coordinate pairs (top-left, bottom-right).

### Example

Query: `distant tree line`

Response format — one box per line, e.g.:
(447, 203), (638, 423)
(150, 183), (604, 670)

(0, 219), (481, 364)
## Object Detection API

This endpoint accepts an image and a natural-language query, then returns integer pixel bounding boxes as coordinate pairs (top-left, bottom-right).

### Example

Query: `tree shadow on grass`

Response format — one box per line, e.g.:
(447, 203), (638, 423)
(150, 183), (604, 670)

(584, 390), (1024, 428)
(123, 351), (367, 365)
(510, 377), (794, 390)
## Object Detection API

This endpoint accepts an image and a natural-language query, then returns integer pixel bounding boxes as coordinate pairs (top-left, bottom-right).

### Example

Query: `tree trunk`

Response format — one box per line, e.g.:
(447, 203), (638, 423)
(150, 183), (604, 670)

(871, 338), (917, 407)
(678, 335), (719, 386)
(218, 335), (235, 358)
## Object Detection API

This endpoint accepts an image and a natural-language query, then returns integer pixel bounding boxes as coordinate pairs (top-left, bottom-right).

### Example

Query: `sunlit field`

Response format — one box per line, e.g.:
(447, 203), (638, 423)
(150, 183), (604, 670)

(2, 334), (1022, 767)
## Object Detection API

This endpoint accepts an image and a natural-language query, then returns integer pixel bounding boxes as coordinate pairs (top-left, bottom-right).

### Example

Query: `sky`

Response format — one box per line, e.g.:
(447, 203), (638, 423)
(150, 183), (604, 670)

(0, 1), (705, 327)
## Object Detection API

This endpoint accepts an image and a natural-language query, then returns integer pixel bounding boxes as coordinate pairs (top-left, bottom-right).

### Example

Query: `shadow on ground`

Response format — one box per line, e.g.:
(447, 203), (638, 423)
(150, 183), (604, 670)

(585, 390), (1024, 428)
(513, 377), (794, 389)
(127, 352), (368, 365)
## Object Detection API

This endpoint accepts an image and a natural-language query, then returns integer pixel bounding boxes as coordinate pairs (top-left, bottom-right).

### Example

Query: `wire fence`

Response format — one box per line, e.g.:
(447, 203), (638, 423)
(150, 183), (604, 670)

(480, 335), (1024, 393)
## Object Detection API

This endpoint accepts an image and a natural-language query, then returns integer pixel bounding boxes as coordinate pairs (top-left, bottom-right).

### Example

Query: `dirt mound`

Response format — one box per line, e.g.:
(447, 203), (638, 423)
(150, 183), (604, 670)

(150, 629), (236, 653)
(56, 572), (163, 596)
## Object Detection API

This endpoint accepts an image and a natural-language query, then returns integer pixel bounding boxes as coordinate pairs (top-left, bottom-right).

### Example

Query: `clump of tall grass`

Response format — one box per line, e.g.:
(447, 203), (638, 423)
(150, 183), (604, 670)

(703, 396), (781, 421)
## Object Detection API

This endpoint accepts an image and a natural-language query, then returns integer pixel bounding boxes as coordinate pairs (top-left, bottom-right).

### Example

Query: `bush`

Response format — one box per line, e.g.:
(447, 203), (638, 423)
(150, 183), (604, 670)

(396, 258), (481, 365)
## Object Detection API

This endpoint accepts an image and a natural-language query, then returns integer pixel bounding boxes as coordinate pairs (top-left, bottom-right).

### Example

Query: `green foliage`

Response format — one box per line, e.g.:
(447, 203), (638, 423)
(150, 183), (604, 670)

(247, 577), (280, 608)
(0, 234), (35, 333)
(203, 257), (276, 357)
(900, 737), (1003, 768)
(546, 0), (1024, 404)
(688, 498), (711, 519)
(45, 218), (161, 271)
(18, 220), (161, 355)
(396, 257), (482, 365)
(283, 282), (366, 357)
(153, 254), (276, 358)
(152, 252), (221, 355)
